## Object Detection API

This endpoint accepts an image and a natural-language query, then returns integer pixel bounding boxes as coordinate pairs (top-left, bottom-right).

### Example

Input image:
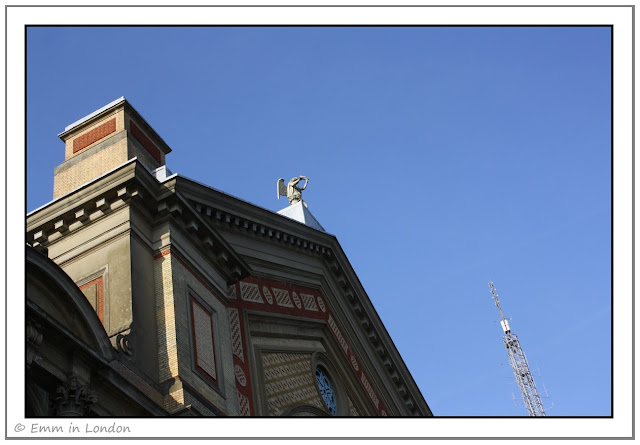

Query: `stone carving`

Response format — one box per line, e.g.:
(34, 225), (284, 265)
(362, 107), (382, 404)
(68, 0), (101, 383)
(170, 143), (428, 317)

(55, 375), (98, 416)
(26, 320), (43, 367)
(277, 176), (309, 205)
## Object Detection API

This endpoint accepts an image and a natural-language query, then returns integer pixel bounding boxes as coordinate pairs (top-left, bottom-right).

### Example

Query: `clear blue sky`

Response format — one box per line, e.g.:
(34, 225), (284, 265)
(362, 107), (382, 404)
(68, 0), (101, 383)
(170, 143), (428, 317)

(26, 26), (611, 416)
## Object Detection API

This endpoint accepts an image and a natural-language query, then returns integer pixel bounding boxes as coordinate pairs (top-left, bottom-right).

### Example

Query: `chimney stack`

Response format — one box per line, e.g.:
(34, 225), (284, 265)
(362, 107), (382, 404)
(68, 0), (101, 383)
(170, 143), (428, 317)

(53, 97), (172, 198)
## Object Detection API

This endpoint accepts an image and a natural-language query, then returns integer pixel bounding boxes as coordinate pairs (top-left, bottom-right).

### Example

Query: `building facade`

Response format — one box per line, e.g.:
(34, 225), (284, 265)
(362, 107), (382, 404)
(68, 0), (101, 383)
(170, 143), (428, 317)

(26, 98), (431, 417)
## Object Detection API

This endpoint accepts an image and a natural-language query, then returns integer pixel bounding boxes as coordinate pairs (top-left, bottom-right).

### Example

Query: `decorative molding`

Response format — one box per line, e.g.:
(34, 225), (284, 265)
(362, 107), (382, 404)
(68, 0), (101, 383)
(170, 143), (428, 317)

(27, 180), (146, 250)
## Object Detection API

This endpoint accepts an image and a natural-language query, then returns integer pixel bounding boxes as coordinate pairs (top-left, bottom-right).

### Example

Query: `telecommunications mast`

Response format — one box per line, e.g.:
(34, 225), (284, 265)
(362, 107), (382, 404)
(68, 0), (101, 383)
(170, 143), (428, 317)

(489, 281), (545, 417)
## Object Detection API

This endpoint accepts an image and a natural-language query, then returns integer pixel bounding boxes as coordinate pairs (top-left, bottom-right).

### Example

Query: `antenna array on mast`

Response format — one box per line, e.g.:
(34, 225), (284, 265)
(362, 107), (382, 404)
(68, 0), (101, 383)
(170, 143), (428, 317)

(489, 282), (546, 417)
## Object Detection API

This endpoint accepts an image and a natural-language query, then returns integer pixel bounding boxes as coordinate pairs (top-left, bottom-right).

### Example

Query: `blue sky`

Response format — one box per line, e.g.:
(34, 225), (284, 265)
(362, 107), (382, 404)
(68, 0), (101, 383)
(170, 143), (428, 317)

(26, 26), (611, 416)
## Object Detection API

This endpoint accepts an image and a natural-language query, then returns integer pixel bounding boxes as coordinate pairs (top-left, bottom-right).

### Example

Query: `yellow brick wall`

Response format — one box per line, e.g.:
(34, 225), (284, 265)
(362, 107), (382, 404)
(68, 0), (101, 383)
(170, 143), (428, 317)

(125, 115), (165, 167)
(164, 388), (185, 414)
(153, 249), (237, 415)
(127, 137), (161, 171)
(155, 253), (179, 385)
(169, 256), (237, 415)
(53, 137), (129, 198)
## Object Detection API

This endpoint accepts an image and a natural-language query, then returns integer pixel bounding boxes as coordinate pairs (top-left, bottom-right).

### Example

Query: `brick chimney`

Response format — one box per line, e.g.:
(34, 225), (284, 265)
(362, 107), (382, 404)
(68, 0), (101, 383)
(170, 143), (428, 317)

(53, 97), (172, 198)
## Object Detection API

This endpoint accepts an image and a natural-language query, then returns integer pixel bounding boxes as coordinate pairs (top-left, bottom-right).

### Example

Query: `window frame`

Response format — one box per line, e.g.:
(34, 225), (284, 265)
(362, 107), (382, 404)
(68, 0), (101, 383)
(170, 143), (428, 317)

(311, 351), (349, 416)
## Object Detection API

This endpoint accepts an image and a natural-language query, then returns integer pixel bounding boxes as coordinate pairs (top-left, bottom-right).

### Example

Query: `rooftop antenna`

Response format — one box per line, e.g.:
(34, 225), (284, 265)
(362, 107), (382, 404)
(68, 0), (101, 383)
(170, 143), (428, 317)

(489, 281), (546, 416)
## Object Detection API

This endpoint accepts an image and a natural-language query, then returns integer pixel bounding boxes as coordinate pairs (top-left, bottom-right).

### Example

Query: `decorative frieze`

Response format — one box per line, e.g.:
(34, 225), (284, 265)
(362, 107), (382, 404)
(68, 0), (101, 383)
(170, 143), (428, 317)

(239, 282), (263, 304)
(300, 293), (318, 311)
(271, 288), (293, 308)
(228, 308), (244, 364)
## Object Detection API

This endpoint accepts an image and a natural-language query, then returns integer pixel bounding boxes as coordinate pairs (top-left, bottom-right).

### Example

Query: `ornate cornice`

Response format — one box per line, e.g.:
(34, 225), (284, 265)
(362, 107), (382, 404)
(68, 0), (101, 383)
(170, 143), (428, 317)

(26, 161), (250, 286)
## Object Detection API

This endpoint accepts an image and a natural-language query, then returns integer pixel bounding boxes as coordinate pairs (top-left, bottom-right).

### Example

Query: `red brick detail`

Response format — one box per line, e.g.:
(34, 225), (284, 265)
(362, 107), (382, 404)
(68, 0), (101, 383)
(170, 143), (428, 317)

(151, 249), (386, 415)
(130, 120), (162, 164)
(153, 249), (172, 260)
(235, 276), (388, 416)
(73, 118), (116, 153)
(79, 277), (104, 323)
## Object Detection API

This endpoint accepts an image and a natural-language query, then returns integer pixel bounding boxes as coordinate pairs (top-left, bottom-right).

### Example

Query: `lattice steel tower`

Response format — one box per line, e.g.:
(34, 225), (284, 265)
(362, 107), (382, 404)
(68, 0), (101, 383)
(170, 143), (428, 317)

(489, 281), (545, 417)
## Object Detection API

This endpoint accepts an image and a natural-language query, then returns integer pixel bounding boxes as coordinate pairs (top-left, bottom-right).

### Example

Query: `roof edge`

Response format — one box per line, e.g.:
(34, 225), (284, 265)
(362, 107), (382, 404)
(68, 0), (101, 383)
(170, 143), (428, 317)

(60, 96), (126, 136)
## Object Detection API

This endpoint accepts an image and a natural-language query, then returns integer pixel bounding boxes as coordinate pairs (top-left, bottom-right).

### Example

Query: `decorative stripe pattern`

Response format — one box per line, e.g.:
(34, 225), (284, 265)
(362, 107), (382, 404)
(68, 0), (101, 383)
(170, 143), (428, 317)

(262, 286), (274, 304)
(234, 365), (247, 387)
(228, 308), (244, 363)
(238, 389), (251, 416)
(300, 293), (318, 311)
(240, 281), (264, 303)
(291, 292), (302, 309)
(317, 296), (326, 312)
(350, 353), (360, 372)
(272, 288), (294, 308)
(327, 315), (349, 356)
(360, 374), (380, 410)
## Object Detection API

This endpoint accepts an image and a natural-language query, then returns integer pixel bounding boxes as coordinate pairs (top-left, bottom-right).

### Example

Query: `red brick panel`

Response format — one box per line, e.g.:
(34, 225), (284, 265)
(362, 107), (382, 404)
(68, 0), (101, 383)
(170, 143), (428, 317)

(130, 120), (162, 164)
(73, 118), (117, 154)
(79, 277), (104, 323)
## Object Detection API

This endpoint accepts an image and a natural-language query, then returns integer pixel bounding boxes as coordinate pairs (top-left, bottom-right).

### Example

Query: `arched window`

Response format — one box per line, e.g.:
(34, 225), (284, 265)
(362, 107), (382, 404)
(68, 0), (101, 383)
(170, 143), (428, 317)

(315, 366), (337, 415)
(311, 352), (352, 416)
